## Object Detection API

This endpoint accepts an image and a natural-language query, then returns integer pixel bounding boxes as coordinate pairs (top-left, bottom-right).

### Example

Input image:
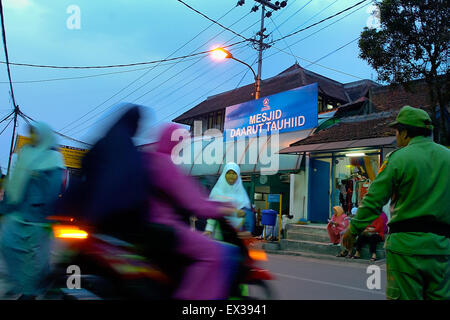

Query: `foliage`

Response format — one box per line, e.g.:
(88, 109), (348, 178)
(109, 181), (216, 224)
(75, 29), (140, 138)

(359, 0), (449, 144)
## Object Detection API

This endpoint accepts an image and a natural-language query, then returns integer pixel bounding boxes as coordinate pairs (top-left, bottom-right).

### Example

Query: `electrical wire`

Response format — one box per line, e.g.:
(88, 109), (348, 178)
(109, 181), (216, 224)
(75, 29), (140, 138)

(269, 0), (369, 45)
(264, 0), (370, 62)
(0, 0), (17, 108)
(0, 41), (245, 70)
(304, 36), (360, 68)
(147, 66), (255, 130)
(0, 116), (13, 135)
(275, 0), (314, 30)
(0, 110), (13, 124)
(59, 5), (244, 134)
(20, 112), (92, 146)
(270, 41), (365, 80)
(126, 1), (371, 128)
(176, 0), (250, 41)
(0, 56), (205, 84)
(64, 12), (256, 136)
(269, 16), (297, 63)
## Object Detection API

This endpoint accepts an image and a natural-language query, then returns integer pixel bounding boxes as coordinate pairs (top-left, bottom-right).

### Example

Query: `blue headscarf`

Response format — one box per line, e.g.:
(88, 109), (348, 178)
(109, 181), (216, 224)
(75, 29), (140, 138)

(5, 122), (65, 205)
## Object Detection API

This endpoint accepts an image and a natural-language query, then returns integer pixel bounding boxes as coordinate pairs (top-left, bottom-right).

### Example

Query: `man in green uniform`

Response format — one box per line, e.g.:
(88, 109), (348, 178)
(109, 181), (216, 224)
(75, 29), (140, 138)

(343, 105), (450, 300)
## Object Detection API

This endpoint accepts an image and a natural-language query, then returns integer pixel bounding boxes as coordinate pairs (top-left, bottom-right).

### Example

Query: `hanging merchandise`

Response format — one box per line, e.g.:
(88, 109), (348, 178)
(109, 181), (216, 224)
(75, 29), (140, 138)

(364, 156), (376, 181)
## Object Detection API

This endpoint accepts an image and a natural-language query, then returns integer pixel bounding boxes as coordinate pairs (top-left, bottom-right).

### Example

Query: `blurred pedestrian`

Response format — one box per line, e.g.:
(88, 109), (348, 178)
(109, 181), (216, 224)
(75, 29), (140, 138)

(204, 162), (252, 240)
(59, 105), (150, 238)
(144, 124), (240, 300)
(343, 106), (450, 300)
(0, 122), (65, 300)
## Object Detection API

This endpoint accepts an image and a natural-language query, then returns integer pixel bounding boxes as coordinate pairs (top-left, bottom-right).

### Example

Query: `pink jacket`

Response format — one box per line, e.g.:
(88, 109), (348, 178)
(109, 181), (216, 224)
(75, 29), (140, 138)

(144, 124), (223, 227)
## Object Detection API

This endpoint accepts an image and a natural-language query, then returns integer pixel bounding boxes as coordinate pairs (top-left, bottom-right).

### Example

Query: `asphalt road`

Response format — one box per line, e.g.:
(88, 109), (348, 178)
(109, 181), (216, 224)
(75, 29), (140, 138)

(0, 241), (387, 300)
(252, 254), (387, 300)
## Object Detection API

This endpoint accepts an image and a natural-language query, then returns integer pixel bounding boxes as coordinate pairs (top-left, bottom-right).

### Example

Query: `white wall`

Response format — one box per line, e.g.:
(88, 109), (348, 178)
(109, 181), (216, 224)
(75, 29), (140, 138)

(289, 170), (308, 222)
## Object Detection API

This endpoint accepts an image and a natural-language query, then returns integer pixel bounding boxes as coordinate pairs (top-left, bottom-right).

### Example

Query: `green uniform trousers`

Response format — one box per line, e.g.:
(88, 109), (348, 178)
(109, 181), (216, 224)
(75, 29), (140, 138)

(386, 250), (450, 300)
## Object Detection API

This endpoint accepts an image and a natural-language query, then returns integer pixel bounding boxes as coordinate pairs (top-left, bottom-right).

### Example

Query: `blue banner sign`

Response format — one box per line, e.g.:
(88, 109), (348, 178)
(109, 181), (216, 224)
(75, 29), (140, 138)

(267, 194), (281, 203)
(224, 83), (318, 139)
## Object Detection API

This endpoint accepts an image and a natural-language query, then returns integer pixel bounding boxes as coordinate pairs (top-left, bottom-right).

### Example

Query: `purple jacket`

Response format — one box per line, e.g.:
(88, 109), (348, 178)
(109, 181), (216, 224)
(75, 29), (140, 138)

(144, 124), (223, 227)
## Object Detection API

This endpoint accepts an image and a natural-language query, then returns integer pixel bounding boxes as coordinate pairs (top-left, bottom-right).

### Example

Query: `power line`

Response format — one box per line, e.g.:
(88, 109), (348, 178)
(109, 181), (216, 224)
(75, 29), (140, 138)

(274, 0), (314, 30)
(269, 0), (369, 45)
(272, 0), (340, 41)
(269, 16), (297, 63)
(264, 0), (369, 63)
(141, 44), (251, 108)
(64, 10), (255, 136)
(305, 36), (360, 68)
(0, 110), (13, 124)
(0, 0), (17, 108)
(119, 2), (370, 129)
(148, 66), (254, 130)
(0, 56), (205, 84)
(271, 40), (364, 80)
(176, 0), (250, 42)
(0, 41), (245, 70)
(59, 15), (241, 133)
(150, 39), (365, 127)
(19, 112), (92, 146)
(0, 116), (12, 135)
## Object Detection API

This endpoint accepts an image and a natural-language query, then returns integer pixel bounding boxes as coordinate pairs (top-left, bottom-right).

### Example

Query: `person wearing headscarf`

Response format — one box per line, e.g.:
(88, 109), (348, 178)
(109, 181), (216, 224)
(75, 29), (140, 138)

(60, 105), (150, 237)
(0, 122), (66, 300)
(327, 206), (349, 245)
(143, 123), (241, 300)
(204, 163), (252, 240)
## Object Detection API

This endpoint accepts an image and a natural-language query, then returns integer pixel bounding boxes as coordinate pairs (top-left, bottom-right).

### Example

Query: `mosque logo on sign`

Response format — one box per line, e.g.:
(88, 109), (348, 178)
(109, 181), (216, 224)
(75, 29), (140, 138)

(261, 98), (270, 112)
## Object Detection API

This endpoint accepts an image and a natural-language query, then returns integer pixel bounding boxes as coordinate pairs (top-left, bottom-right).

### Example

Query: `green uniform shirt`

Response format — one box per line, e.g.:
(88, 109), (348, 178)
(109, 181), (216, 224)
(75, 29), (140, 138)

(349, 136), (450, 255)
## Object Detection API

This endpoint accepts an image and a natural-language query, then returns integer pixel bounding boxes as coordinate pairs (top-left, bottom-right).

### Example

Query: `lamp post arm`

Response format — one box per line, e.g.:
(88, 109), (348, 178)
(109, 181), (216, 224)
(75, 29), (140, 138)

(231, 56), (257, 81)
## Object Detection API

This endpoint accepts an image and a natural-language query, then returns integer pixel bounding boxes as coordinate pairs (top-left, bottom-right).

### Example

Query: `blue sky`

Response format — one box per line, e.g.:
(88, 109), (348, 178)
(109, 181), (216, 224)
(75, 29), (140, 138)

(0, 0), (379, 172)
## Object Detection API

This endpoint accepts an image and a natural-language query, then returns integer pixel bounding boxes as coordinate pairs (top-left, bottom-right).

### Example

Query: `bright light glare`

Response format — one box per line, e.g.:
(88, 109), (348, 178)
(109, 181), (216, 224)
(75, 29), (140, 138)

(211, 48), (230, 61)
(53, 225), (88, 239)
(345, 153), (366, 157)
(248, 249), (268, 261)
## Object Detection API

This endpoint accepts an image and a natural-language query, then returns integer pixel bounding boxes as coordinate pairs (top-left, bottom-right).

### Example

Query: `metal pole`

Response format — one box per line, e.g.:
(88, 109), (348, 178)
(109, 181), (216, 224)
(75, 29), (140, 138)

(255, 4), (265, 100)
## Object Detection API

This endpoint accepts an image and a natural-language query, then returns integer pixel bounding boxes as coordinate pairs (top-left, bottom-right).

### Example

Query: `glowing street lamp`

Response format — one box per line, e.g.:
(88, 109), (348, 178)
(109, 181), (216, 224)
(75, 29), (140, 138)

(210, 47), (260, 99)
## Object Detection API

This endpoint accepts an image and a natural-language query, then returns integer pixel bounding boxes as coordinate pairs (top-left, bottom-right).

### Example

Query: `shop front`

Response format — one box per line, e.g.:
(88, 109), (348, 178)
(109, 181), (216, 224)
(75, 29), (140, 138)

(280, 136), (397, 223)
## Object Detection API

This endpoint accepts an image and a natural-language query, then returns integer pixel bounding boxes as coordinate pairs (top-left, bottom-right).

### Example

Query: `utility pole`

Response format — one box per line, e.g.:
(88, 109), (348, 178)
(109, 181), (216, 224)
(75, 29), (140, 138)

(255, 4), (265, 100)
(0, 0), (21, 174)
(241, 0), (287, 99)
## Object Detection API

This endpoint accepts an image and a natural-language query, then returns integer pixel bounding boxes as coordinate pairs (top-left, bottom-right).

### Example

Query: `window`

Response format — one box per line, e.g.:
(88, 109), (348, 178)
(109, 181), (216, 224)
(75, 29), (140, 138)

(215, 110), (224, 131)
(208, 112), (214, 130)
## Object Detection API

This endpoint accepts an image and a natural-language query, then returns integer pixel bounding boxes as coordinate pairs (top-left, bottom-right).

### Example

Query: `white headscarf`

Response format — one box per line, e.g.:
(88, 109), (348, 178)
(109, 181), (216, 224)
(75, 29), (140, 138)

(5, 122), (66, 204)
(209, 162), (251, 209)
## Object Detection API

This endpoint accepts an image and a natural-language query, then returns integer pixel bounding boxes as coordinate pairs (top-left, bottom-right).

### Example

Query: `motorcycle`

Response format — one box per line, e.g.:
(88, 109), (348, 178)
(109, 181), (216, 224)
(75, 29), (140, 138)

(44, 216), (275, 300)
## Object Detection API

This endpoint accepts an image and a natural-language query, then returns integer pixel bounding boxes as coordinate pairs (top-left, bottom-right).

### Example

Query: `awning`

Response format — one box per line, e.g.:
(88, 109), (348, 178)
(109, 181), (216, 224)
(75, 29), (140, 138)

(279, 136), (396, 154)
(178, 129), (313, 176)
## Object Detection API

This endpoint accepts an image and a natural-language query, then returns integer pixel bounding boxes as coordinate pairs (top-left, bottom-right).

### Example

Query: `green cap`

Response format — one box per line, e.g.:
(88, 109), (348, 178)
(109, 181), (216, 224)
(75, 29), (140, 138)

(388, 105), (433, 130)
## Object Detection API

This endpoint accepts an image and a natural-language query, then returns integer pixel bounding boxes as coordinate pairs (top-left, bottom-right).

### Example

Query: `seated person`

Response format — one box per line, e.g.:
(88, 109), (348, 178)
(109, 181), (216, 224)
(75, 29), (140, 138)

(327, 206), (348, 245)
(351, 212), (387, 262)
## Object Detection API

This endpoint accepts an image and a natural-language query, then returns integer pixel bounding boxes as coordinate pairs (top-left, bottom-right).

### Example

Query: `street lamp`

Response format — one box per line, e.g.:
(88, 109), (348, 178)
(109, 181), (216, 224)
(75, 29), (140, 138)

(211, 47), (260, 100)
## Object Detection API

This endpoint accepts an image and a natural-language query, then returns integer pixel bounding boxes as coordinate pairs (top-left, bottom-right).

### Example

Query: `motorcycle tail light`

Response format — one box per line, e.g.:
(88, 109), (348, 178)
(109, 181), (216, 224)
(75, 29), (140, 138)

(53, 225), (88, 239)
(248, 249), (267, 261)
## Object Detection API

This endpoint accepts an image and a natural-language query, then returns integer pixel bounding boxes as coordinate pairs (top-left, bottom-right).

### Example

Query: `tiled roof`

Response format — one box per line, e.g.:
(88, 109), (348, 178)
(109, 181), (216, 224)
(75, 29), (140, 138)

(290, 112), (397, 146)
(173, 64), (353, 124)
(343, 79), (380, 101)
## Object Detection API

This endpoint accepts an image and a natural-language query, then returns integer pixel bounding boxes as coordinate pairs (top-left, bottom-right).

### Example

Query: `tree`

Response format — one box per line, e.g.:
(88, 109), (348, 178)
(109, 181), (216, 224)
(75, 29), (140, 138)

(358, 0), (449, 144)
